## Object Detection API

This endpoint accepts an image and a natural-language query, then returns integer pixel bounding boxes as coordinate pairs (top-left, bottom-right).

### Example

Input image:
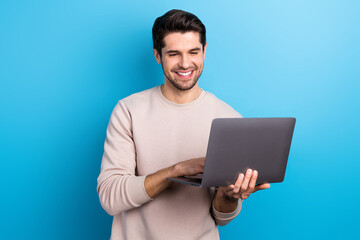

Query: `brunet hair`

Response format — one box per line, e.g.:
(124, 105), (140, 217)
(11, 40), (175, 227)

(152, 9), (206, 57)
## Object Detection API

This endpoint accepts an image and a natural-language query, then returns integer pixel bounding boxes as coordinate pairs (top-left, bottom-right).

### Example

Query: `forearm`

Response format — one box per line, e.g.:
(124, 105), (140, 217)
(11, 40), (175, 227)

(98, 165), (177, 215)
(144, 165), (176, 198)
(145, 157), (205, 198)
(97, 167), (176, 216)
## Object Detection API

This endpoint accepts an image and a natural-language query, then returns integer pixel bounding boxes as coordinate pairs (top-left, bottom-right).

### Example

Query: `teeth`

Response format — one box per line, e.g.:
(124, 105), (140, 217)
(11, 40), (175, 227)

(177, 71), (192, 76)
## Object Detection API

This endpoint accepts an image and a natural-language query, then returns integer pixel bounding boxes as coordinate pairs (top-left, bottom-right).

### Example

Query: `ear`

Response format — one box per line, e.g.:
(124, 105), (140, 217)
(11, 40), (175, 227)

(203, 43), (207, 60)
(153, 48), (162, 64)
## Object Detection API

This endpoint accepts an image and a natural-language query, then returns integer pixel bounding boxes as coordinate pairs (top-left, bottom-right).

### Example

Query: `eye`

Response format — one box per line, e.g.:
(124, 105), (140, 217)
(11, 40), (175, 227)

(169, 53), (178, 57)
(190, 52), (199, 55)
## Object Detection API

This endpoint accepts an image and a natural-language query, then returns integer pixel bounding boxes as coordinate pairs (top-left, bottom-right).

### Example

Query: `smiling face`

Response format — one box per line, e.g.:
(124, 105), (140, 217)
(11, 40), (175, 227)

(154, 31), (207, 91)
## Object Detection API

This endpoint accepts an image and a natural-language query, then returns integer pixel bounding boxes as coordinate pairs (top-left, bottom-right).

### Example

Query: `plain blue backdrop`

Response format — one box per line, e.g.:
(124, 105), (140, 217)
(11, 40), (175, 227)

(1, 0), (359, 239)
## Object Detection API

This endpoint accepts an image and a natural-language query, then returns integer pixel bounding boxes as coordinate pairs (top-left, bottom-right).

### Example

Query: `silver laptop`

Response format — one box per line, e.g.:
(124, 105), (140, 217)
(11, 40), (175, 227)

(167, 118), (296, 187)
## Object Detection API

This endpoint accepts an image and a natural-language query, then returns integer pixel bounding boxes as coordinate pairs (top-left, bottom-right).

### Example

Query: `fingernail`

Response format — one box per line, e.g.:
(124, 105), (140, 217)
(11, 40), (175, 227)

(247, 169), (252, 175)
(254, 170), (258, 176)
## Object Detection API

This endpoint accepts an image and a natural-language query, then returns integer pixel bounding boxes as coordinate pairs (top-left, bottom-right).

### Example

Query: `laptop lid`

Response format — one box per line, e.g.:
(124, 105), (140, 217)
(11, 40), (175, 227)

(200, 117), (296, 187)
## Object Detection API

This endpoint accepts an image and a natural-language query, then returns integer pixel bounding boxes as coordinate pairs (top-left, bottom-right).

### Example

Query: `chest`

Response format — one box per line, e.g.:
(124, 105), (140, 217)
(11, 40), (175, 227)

(131, 108), (214, 175)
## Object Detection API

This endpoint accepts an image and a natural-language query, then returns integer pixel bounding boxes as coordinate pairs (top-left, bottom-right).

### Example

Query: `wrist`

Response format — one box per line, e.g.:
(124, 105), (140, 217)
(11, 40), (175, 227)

(213, 188), (239, 213)
(145, 166), (175, 198)
(215, 189), (239, 203)
(213, 195), (239, 213)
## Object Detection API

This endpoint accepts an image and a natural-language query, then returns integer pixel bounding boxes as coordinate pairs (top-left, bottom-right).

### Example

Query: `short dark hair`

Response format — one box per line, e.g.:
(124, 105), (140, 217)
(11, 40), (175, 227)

(152, 9), (206, 57)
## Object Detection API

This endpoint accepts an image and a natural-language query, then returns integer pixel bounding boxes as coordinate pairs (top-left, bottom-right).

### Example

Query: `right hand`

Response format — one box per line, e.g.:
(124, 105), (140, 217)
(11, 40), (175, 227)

(173, 157), (205, 177)
(145, 157), (205, 199)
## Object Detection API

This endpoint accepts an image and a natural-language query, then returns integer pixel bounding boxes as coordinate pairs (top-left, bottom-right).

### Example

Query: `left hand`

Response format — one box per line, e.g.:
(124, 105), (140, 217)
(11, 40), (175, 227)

(217, 169), (271, 200)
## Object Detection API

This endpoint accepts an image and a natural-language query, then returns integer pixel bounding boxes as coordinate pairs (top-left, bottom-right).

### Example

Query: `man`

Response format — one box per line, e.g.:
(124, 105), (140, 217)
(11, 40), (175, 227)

(97, 9), (270, 240)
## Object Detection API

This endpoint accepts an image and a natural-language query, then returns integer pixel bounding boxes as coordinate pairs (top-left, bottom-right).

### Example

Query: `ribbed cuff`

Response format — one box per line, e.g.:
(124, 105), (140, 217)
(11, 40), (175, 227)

(127, 175), (153, 206)
(211, 198), (242, 221)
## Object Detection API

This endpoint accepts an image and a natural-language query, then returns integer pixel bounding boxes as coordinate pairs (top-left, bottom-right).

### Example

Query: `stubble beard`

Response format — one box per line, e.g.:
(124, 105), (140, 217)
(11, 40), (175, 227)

(162, 65), (204, 91)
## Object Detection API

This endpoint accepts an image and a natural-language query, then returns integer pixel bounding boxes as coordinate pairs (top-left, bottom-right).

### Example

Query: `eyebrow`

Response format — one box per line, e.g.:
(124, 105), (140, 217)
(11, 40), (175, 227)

(165, 47), (201, 54)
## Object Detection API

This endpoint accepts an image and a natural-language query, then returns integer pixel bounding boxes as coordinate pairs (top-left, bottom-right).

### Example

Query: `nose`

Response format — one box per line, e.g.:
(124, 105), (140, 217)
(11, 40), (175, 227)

(179, 55), (190, 69)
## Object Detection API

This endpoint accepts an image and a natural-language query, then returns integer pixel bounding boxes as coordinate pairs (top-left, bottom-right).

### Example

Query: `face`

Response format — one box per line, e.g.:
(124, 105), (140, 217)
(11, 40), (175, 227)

(154, 31), (207, 91)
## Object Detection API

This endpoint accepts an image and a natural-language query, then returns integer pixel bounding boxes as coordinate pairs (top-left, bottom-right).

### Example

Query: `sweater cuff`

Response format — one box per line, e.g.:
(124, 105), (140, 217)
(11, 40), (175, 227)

(128, 175), (153, 206)
(211, 198), (242, 221)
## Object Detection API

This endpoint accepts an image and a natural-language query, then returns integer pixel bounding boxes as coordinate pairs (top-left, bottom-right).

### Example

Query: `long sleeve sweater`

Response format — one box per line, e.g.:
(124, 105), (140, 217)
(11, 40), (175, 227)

(97, 85), (243, 240)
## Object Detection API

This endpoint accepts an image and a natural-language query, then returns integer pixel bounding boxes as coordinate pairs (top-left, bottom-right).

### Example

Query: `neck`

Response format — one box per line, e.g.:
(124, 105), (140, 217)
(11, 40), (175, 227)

(161, 81), (202, 104)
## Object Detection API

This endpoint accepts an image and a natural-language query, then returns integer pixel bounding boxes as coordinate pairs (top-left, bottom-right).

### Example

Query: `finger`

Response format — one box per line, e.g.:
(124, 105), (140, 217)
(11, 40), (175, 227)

(240, 169), (252, 193)
(225, 185), (235, 193)
(230, 193), (242, 199)
(233, 173), (244, 193)
(223, 183), (243, 197)
(220, 184), (236, 193)
(195, 158), (206, 173)
(248, 170), (258, 192)
(255, 183), (271, 191)
(220, 186), (240, 199)
(242, 170), (258, 199)
(217, 186), (233, 199)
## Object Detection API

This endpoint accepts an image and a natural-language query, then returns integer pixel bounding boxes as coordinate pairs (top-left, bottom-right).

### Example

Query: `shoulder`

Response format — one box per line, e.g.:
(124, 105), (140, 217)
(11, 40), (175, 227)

(204, 91), (243, 118)
(121, 87), (157, 107)
(109, 87), (158, 119)
(113, 86), (158, 113)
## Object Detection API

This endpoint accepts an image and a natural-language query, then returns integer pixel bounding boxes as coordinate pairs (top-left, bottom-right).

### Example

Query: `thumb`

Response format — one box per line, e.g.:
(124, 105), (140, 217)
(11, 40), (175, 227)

(255, 183), (271, 191)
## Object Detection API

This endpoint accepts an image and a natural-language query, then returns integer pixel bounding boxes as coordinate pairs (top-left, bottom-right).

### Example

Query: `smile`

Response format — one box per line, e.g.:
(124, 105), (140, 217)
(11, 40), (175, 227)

(175, 70), (194, 79)
(176, 71), (192, 76)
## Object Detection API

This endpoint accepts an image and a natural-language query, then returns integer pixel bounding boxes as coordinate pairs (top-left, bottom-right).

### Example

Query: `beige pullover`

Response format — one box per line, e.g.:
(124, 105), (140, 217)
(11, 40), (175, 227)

(97, 86), (243, 240)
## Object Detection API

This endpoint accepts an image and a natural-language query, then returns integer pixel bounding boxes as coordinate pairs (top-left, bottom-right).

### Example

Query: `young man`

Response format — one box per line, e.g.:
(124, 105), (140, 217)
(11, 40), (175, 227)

(97, 9), (270, 240)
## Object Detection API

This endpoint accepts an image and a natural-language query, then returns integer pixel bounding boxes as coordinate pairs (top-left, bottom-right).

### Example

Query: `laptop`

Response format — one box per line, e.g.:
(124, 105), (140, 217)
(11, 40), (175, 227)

(167, 118), (296, 187)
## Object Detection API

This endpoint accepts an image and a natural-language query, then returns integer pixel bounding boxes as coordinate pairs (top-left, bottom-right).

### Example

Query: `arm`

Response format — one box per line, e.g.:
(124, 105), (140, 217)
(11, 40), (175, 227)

(97, 101), (151, 216)
(97, 101), (205, 215)
(211, 190), (243, 226)
(145, 157), (205, 198)
(211, 169), (271, 226)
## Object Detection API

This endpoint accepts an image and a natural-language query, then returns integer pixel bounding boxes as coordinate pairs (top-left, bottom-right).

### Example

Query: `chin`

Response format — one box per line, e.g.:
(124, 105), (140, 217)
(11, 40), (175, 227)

(164, 72), (200, 91)
(174, 80), (198, 91)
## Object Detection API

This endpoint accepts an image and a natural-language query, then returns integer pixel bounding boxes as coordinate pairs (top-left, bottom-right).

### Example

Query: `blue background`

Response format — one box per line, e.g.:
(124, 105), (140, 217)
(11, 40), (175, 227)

(1, 0), (359, 239)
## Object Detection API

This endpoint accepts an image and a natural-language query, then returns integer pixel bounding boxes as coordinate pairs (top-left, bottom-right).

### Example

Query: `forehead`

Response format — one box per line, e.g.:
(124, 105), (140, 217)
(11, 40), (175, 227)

(162, 31), (202, 51)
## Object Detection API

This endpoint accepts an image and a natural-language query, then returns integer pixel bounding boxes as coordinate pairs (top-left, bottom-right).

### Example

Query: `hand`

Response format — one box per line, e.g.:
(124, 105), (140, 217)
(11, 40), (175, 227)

(217, 169), (270, 201)
(173, 157), (205, 177)
(145, 157), (205, 198)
